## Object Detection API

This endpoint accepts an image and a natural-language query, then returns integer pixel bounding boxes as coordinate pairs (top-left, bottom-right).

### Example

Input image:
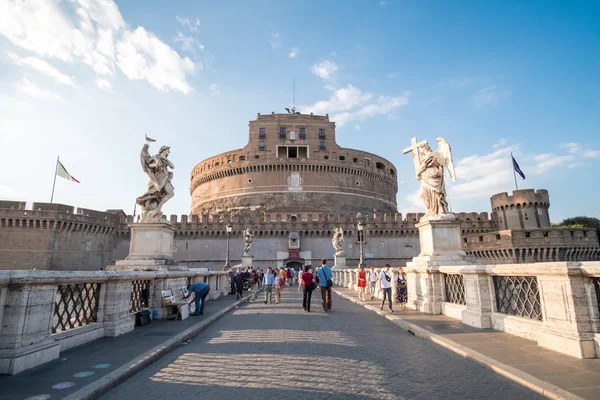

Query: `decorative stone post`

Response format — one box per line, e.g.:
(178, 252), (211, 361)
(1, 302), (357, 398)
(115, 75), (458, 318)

(102, 273), (137, 336)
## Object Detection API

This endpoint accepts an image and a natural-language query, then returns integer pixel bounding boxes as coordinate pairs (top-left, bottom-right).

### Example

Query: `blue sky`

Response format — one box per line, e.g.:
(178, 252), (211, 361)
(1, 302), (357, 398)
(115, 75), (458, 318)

(0, 0), (598, 222)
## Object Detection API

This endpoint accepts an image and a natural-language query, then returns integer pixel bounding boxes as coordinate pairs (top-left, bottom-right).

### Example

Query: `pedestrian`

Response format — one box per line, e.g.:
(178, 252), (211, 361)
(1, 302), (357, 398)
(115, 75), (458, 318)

(317, 259), (333, 312)
(297, 267), (304, 293)
(286, 267), (292, 287)
(395, 267), (408, 310)
(263, 267), (275, 304)
(249, 268), (260, 302)
(357, 265), (367, 301)
(379, 264), (393, 312)
(234, 268), (247, 300)
(183, 281), (210, 316)
(301, 265), (315, 312)
(229, 268), (235, 295)
(274, 269), (286, 304)
(368, 266), (378, 300)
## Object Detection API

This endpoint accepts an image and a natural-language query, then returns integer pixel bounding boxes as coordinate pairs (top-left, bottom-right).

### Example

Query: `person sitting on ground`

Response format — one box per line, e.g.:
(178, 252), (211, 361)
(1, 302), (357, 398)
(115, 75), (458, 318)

(183, 281), (210, 316)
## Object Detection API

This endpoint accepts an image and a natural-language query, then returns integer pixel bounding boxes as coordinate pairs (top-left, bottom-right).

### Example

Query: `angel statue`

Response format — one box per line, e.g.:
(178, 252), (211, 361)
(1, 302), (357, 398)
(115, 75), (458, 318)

(243, 228), (254, 256)
(136, 143), (175, 222)
(403, 137), (456, 219)
(332, 227), (345, 255)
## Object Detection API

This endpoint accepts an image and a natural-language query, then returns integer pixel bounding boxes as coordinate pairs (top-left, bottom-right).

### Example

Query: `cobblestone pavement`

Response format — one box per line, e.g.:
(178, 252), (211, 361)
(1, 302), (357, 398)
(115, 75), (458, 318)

(101, 290), (545, 400)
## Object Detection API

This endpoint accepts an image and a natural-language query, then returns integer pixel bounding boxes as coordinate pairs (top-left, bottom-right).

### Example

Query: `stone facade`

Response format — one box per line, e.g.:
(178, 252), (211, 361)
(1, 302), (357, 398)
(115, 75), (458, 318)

(190, 113), (398, 216)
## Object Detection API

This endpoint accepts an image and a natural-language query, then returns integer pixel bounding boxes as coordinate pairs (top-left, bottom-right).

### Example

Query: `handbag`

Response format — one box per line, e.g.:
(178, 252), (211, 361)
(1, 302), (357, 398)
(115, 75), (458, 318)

(309, 282), (317, 291)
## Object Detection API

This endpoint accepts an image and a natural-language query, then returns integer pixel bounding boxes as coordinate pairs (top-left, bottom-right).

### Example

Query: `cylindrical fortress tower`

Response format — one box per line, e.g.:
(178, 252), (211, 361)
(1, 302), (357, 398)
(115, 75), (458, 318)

(490, 189), (550, 230)
(190, 112), (398, 215)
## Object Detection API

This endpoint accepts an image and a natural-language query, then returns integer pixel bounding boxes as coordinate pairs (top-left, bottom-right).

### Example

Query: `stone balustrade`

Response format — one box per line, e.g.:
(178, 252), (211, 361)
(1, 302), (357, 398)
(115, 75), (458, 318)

(0, 269), (228, 375)
(333, 261), (600, 359)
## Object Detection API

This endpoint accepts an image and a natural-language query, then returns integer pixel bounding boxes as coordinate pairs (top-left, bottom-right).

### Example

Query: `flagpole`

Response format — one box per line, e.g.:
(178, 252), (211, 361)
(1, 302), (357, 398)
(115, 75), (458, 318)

(511, 152), (518, 191)
(50, 156), (59, 203)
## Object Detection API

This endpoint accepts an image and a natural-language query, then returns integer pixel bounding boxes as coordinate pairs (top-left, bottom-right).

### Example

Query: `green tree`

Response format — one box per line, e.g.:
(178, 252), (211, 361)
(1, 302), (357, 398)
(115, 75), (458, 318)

(557, 216), (600, 233)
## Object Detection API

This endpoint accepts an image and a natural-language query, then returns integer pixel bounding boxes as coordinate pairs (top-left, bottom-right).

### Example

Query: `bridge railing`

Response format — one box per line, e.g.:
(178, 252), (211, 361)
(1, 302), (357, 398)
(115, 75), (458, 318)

(333, 262), (600, 359)
(0, 269), (228, 375)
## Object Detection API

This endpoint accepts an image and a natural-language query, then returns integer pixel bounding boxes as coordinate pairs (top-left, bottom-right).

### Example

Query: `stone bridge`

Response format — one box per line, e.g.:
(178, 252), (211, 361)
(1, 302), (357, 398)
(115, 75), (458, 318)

(1, 263), (600, 399)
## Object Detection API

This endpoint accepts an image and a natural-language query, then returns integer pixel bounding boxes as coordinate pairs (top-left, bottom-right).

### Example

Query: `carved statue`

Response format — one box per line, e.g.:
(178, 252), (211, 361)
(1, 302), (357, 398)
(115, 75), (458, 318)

(332, 227), (345, 255)
(403, 137), (456, 220)
(136, 143), (175, 222)
(243, 228), (254, 256)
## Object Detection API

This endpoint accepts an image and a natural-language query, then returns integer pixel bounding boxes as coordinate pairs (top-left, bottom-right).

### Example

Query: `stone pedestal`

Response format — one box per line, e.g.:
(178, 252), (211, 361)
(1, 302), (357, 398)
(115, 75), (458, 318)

(407, 216), (477, 315)
(241, 255), (253, 268)
(109, 222), (187, 272)
(334, 254), (347, 269)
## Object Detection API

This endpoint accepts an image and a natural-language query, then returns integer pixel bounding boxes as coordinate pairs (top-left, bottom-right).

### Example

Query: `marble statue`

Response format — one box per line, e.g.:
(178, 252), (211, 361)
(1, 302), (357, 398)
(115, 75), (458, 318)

(403, 137), (456, 220)
(136, 143), (175, 222)
(243, 228), (254, 256)
(332, 227), (345, 255)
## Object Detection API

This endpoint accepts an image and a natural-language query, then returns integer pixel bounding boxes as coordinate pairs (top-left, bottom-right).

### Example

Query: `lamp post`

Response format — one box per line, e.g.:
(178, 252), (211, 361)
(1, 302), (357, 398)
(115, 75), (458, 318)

(356, 212), (366, 268)
(224, 222), (233, 270)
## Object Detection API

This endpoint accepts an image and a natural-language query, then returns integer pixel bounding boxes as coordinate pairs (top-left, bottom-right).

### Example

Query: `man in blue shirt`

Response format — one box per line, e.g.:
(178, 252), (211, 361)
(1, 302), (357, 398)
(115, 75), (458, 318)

(317, 259), (333, 312)
(262, 267), (275, 304)
(184, 281), (210, 316)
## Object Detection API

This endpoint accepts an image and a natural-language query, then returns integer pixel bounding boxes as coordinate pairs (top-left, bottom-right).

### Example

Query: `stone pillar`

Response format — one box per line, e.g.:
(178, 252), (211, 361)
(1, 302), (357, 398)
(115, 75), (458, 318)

(102, 275), (137, 336)
(151, 273), (187, 320)
(241, 255), (253, 269)
(334, 254), (347, 268)
(535, 264), (597, 358)
(0, 277), (60, 375)
(461, 267), (492, 328)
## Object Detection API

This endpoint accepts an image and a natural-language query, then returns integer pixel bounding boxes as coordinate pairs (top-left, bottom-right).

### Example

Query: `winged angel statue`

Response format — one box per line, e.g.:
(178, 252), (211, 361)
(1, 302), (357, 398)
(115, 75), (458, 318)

(136, 143), (175, 222)
(404, 137), (456, 219)
(332, 227), (344, 255)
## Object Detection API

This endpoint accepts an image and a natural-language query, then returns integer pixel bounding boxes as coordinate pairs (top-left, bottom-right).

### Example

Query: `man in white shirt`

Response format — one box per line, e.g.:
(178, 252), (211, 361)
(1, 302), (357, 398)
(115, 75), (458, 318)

(368, 267), (378, 300)
(379, 264), (393, 312)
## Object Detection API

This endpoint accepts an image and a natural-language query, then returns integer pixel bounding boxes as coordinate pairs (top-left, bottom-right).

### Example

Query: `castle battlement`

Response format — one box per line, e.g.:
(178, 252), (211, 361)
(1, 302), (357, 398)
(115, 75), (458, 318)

(491, 189), (550, 210)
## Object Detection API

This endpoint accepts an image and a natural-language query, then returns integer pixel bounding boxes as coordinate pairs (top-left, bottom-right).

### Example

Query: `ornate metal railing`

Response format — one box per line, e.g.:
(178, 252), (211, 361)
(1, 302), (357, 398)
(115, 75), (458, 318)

(493, 276), (543, 320)
(443, 274), (466, 305)
(593, 277), (600, 316)
(130, 280), (151, 313)
(53, 283), (100, 333)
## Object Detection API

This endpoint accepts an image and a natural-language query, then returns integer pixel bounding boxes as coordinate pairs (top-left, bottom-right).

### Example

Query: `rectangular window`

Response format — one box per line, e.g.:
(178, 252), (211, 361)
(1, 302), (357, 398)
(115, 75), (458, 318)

(279, 127), (286, 138)
(299, 127), (306, 138)
(319, 141), (325, 150)
(259, 140), (265, 150)
(259, 128), (266, 138)
(319, 129), (325, 138)
(288, 147), (298, 158)
(365, 158), (370, 166)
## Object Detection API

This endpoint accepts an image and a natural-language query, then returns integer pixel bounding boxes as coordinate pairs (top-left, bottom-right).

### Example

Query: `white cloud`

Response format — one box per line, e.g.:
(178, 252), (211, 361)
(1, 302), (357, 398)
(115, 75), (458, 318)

(176, 16), (200, 32)
(0, 0), (196, 93)
(17, 78), (61, 100)
(288, 47), (299, 58)
(300, 85), (410, 127)
(533, 153), (575, 173)
(269, 32), (281, 49)
(95, 78), (112, 90)
(174, 31), (204, 53)
(311, 60), (338, 80)
(0, 185), (24, 200)
(7, 52), (77, 87)
(209, 83), (219, 94)
(559, 142), (600, 158)
(472, 85), (510, 107)
(116, 27), (196, 94)
(492, 138), (507, 148)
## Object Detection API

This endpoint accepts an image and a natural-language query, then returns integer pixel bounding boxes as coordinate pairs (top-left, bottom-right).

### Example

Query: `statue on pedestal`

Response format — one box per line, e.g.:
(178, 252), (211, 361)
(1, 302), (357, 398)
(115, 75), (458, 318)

(403, 137), (456, 220)
(243, 228), (254, 256)
(136, 142), (175, 222)
(332, 227), (345, 255)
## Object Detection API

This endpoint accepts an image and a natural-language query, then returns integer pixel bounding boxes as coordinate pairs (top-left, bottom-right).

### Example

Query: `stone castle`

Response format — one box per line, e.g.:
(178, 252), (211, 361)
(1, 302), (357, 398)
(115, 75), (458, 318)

(1, 113), (598, 271)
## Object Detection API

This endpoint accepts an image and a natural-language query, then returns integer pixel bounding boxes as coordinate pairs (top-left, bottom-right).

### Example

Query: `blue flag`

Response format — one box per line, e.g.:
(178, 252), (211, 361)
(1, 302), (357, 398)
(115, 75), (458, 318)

(512, 155), (526, 180)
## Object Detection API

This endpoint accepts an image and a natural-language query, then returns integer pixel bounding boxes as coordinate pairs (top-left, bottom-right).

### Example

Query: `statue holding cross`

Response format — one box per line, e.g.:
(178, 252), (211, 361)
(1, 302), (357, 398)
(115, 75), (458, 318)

(403, 136), (457, 219)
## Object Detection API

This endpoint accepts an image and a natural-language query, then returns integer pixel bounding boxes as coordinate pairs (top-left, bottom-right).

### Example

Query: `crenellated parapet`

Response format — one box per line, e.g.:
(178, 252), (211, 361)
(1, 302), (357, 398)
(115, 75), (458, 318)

(0, 202), (124, 235)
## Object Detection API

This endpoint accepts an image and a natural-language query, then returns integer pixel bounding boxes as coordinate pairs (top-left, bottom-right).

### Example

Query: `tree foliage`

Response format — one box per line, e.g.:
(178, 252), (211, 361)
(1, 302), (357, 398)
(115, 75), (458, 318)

(557, 216), (600, 232)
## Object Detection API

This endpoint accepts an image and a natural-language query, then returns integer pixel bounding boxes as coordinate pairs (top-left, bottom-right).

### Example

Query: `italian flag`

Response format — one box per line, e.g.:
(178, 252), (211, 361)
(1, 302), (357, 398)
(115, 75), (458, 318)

(56, 161), (80, 183)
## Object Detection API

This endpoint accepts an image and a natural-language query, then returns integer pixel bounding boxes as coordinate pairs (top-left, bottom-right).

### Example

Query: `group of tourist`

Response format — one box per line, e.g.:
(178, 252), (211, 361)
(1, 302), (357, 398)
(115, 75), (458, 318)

(356, 264), (408, 312)
(226, 261), (406, 314)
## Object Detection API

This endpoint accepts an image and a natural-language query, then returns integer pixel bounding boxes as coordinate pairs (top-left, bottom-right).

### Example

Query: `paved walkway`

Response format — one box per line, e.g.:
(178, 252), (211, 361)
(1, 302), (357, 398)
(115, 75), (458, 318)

(333, 286), (600, 400)
(0, 292), (246, 400)
(101, 289), (544, 400)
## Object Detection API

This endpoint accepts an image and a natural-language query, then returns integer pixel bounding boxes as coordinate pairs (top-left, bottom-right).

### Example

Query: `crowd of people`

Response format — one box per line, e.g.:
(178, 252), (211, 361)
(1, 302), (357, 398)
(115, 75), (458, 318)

(226, 260), (407, 313)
